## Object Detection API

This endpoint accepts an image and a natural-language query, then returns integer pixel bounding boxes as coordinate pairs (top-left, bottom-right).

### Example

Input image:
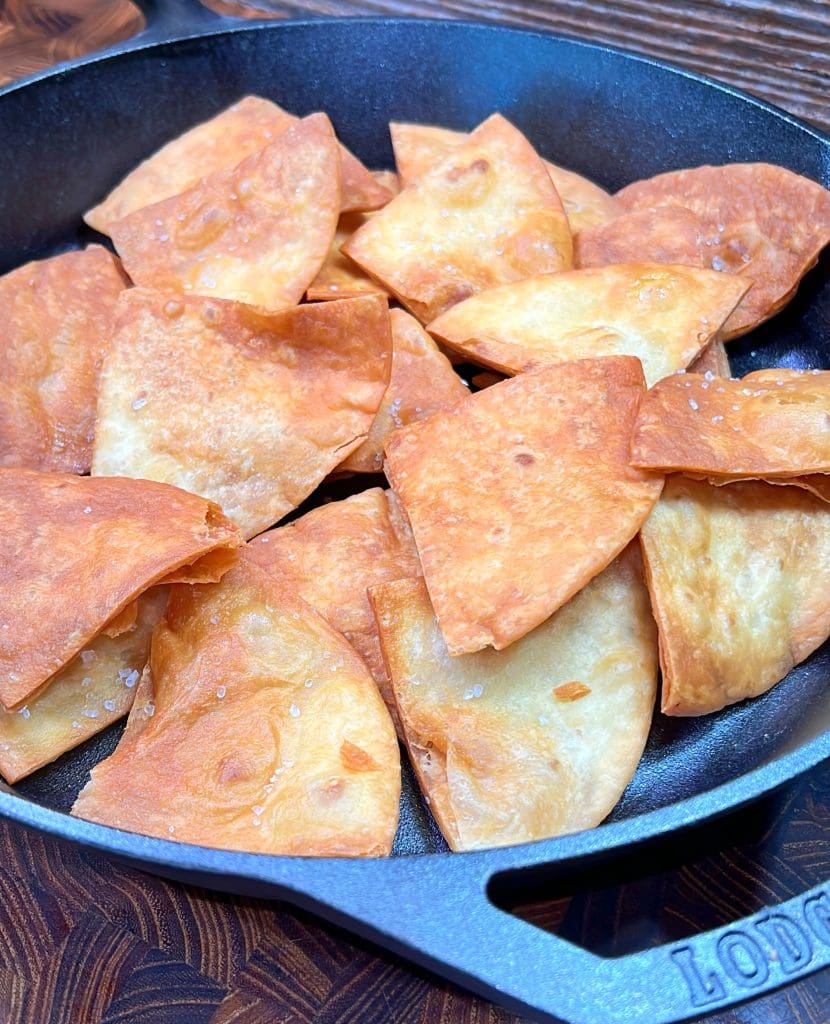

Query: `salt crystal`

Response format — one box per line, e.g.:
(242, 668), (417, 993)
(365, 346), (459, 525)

(144, 702), (155, 716)
(216, 686), (226, 699)
(704, 370), (715, 382)
(463, 684), (483, 700)
(132, 397), (147, 411)
(124, 669), (140, 688)
(82, 708), (99, 719)
(711, 415), (724, 423)
(688, 399), (699, 410)
(83, 506), (92, 514)
(289, 704), (300, 718)
(103, 699), (117, 712)
(18, 706), (30, 719)
(81, 650), (96, 665)
(81, 676), (92, 687)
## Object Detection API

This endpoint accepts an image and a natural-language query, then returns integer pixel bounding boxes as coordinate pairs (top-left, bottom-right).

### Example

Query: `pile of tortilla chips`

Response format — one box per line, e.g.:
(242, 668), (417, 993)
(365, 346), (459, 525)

(1, 95), (828, 857)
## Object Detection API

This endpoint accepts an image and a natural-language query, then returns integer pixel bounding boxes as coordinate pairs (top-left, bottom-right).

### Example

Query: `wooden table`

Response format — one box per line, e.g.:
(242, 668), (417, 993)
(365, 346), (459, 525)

(0, 2), (828, 1022)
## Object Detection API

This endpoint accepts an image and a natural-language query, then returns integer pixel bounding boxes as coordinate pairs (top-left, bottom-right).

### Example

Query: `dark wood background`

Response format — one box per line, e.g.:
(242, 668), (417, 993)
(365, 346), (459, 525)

(0, 2), (829, 1022)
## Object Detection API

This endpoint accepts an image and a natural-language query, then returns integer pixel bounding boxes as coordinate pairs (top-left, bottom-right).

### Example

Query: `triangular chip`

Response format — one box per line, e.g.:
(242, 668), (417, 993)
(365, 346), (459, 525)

(384, 357), (664, 655)
(427, 264), (750, 387)
(640, 475), (830, 715)
(85, 95), (391, 232)
(245, 488), (422, 730)
(688, 336), (731, 377)
(92, 290), (391, 539)
(72, 559), (400, 856)
(371, 546), (657, 850)
(344, 114), (572, 324)
(0, 246), (127, 474)
(616, 163), (830, 338)
(339, 309), (469, 473)
(109, 113), (341, 311)
(389, 121), (619, 232)
(630, 369), (830, 476)
(306, 212), (389, 302)
(574, 206), (708, 269)
(0, 588), (168, 783)
(0, 469), (240, 710)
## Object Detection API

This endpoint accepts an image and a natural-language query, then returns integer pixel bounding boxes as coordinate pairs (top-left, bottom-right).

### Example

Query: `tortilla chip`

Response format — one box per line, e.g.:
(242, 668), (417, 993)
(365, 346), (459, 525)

(109, 113), (341, 311)
(371, 546), (657, 850)
(687, 473), (830, 504)
(384, 357), (664, 655)
(574, 206), (708, 269)
(0, 589), (168, 783)
(427, 264), (750, 387)
(389, 121), (619, 232)
(85, 95), (390, 233)
(0, 247), (127, 474)
(470, 371), (505, 390)
(616, 163), (830, 339)
(245, 487), (422, 731)
(100, 601), (139, 639)
(340, 309), (469, 474)
(92, 290), (391, 539)
(344, 114), (572, 324)
(640, 475), (830, 715)
(306, 212), (389, 302)
(371, 170), (401, 196)
(630, 370), (830, 476)
(688, 336), (731, 377)
(72, 559), (400, 857)
(0, 469), (240, 710)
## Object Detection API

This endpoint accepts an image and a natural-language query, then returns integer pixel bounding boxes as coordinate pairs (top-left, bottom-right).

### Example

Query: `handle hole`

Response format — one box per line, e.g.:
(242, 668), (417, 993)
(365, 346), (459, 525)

(487, 765), (829, 959)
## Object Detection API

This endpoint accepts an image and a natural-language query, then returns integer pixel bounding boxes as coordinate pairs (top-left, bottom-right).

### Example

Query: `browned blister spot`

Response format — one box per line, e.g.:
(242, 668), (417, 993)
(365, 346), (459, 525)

(341, 740), (379, 772)
(553, 681), (591, 701)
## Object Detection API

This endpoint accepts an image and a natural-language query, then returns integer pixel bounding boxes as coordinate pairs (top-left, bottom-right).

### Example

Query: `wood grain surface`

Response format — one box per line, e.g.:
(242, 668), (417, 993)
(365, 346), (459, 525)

(0, 2), (829, 1023)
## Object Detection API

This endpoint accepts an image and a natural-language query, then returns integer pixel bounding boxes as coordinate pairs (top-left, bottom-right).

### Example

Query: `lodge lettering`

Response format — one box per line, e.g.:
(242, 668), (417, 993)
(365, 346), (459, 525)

(670, 889), (828, 1008)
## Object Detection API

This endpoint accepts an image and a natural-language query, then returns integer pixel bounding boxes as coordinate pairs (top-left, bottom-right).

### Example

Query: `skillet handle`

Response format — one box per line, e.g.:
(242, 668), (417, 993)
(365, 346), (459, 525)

(258, 852), (830, 1024)
(130, 0), (241, 43)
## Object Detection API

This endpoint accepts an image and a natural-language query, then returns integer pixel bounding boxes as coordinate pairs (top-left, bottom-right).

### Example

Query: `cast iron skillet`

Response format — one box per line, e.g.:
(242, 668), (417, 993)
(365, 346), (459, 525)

(1, 3), (829, 1021)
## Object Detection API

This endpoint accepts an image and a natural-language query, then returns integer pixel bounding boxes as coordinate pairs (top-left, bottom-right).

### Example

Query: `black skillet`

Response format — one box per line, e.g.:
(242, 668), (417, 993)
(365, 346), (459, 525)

(1, 3), (829, 1021)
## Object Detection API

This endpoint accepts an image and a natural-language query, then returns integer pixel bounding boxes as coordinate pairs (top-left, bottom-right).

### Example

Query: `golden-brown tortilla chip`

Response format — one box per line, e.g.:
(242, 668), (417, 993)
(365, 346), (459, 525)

(245, 487), (421, 730)
(427, 264), (749, 387)
(640, 475), (830, 715)
(385, 357), (664, 655)
(0, 469), (240, 710)
(344, 114), (572, 324)
(340, 309), (469, 474)
(92, 290), (391, 539)
(630, 370), (830, 476)
(574, 206), (708, 270)
(371, 545), (657, 851)
(72, 559), (400, 857)
(371, 170), (401, 196)
(0, 247), (127, 474)
(306, 212), (389, 302)
(616, 163), (830, 338)
(688, 336), (731, 377)
(85, 95), (390, 232)
(110, 113), (341, 311)
(0, 589), (168, 783)
(389, 121), (619, 232)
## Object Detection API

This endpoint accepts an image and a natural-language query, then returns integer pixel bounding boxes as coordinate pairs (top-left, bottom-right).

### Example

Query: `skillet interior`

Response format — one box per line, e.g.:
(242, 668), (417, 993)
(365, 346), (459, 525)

(1, 17), (829, 858)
